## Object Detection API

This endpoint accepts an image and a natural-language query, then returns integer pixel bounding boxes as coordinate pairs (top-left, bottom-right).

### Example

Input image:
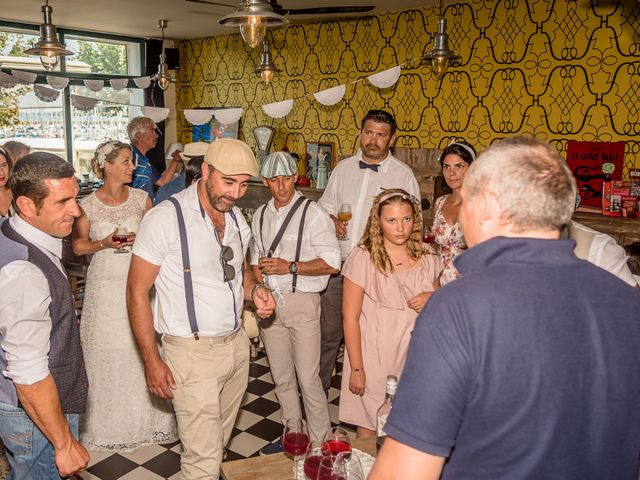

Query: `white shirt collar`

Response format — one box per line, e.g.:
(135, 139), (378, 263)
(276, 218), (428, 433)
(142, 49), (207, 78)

(184, 181), (202, 213)
(10, 214), (63, 260)
(267, 190), (302, 214)
(355, 149), (393, 172)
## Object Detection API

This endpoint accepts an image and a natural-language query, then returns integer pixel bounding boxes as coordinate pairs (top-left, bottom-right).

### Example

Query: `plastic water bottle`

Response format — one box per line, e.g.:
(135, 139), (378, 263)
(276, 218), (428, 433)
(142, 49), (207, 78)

(376, 375), (398, 453)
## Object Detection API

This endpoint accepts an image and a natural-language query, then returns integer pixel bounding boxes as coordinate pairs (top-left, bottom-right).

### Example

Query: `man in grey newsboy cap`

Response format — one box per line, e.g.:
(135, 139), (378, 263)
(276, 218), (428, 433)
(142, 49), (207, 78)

(250, 151), (341, 453)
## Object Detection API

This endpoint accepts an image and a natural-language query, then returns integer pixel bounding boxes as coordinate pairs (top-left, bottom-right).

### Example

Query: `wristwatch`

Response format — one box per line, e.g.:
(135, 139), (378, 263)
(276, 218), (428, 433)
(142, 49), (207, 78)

(288, 262), (298, 274)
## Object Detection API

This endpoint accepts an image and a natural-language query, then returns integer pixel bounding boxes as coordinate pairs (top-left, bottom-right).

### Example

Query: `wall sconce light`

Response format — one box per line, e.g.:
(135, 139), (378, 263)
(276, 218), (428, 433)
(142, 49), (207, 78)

(25, 0), (73, 71)
(219, 0), (288, 49)
(423, 0), (460, 80)
(153, 20), (174, 91)
(254, 39), (281, 85)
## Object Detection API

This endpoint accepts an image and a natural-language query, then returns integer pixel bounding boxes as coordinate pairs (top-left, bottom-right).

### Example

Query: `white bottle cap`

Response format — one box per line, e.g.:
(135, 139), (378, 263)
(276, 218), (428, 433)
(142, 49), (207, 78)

(386, 375), (398, 395)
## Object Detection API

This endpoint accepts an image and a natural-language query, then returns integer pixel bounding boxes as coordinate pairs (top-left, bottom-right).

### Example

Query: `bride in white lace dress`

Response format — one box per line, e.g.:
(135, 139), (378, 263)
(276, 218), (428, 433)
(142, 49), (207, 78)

(72, 141), (177, 451)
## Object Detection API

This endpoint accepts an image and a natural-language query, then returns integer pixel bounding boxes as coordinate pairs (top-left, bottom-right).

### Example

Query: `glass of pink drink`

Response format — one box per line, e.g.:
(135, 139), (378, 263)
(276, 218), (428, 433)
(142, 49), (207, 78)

(283, 418), (310, 479)
(112, 226), (130, 254)
(321, 427), (351, 459)
(302, 440), (326, 480)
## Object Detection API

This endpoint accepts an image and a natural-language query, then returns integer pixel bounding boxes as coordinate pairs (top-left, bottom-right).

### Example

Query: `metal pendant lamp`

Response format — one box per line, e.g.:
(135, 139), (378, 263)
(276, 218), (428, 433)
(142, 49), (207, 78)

(154, 20), (174, 91)
(254, 39), (281, 85)
(25, 0), (73, 71)
(423, 0), (460, 80)
(219, 0), (288, 49)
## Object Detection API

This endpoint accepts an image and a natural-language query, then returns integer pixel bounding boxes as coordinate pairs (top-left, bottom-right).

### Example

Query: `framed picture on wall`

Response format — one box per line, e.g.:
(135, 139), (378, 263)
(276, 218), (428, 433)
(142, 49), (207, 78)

(305, 142), (334, 184)
(191, 108), (241, 142)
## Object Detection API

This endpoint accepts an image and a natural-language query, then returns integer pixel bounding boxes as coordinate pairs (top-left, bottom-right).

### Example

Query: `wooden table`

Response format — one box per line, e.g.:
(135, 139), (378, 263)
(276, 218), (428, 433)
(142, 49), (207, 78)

(221, 436), (376, 480)
(573, 211), (640, 245)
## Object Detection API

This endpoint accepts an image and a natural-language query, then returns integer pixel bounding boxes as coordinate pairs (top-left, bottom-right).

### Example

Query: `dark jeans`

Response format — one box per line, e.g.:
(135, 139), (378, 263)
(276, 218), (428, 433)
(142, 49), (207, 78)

(0, 400), (80, 479)
(319, 272), (344, 392)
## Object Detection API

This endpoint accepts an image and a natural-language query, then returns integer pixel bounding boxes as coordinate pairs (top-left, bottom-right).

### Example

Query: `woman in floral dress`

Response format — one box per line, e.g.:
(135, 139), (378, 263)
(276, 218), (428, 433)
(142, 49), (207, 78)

(432, 141), (476, 286)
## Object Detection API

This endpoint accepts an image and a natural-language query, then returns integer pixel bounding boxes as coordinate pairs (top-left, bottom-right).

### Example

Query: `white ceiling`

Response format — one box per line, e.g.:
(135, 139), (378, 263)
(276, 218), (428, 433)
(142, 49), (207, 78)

(0, 0), (433, 41)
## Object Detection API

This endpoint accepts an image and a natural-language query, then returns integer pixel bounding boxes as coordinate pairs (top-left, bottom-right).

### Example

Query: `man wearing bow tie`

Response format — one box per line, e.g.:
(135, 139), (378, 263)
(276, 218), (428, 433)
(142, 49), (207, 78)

(317, 109), (420, 394)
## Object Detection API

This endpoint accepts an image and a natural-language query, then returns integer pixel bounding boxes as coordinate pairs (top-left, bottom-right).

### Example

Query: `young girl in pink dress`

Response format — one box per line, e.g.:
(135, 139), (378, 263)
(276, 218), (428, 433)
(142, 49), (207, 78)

(339, 189), (441, 438)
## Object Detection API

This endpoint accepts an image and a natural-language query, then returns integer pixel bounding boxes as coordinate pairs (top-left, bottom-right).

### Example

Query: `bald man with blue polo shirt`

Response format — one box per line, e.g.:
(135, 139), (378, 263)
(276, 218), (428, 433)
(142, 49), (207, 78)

(251, 152), (341, 449)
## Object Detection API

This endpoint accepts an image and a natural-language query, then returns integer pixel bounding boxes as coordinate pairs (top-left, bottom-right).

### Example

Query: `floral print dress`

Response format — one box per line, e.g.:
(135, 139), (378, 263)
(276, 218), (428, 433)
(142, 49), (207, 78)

(432, 195), (467, 285)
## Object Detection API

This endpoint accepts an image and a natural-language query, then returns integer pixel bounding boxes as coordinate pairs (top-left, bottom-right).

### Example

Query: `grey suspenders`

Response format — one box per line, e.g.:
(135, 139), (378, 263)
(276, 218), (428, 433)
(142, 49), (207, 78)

(258, 196), (312, 293)
(169, 197), (244, 340)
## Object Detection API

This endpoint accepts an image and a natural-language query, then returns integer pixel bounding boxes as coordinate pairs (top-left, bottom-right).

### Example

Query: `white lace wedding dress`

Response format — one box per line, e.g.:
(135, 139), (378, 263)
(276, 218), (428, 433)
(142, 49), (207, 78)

(79, 188), (178, 451)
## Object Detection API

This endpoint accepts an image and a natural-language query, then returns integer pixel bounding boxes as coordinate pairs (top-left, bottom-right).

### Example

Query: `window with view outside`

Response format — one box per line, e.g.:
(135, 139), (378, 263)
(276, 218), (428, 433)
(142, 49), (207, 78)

(65, 36), (141, 176)
(0, 29), (68, 159)
(0, 26), (143, 178)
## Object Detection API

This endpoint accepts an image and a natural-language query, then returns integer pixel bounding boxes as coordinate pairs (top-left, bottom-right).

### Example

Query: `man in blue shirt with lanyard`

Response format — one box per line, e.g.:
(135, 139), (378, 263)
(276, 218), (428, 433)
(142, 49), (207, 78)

(127, 116), (180, 200)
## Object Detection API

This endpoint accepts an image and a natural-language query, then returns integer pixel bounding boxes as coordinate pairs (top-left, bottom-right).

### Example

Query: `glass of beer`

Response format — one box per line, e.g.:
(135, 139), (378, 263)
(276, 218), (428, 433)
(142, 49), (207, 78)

(337, 204), (352, 240)
(112, 226), (130, 254)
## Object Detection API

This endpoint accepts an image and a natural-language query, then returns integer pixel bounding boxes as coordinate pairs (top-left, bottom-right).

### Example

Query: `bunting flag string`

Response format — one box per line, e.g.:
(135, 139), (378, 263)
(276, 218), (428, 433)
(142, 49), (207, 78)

(0, 57), (420, 125)
(46, 75), (69, 90)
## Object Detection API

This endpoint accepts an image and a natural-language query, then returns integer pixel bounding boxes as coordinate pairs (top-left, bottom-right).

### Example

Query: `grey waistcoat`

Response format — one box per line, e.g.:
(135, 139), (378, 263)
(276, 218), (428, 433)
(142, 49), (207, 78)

(0, 219), (88, 413)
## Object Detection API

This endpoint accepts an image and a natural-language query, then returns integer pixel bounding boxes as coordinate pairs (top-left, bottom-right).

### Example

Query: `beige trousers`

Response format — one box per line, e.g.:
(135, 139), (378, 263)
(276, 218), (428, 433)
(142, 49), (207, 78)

(163, 329), (250, 480)
(259, 291), (331, 441)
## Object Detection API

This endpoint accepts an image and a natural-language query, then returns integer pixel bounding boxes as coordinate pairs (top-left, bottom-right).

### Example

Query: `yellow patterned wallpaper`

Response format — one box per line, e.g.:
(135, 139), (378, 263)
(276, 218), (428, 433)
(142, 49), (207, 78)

(175, 0), (640, 175)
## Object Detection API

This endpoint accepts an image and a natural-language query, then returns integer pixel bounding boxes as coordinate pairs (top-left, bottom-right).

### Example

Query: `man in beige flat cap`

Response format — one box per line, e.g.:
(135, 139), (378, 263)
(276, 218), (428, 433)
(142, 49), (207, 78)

(127, 139), (276, 480)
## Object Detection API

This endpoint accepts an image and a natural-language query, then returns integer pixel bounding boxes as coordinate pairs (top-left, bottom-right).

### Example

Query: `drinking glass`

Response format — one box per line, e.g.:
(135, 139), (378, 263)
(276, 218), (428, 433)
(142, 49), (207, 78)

(336, 204), (352, 240)
(112, 226), (130, 254)
(316, 454), (347, 480)
(283, 418), (310, 479)
(423, 226), (436, 244)
(302, 440), (326, 480)
(337, 451), (365, 480)
(321, 427), (351, 457)
(258, 249), (274, 290)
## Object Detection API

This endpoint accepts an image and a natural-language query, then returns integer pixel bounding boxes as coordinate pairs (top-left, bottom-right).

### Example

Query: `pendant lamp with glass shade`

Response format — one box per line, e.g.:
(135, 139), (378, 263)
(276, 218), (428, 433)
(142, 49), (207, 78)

(219, 0), (288, 49)
(153, 20), (174, 91)
(423, 0), (460, 80)
(25, 0), (73, 71)
(254, 39), (281, 85)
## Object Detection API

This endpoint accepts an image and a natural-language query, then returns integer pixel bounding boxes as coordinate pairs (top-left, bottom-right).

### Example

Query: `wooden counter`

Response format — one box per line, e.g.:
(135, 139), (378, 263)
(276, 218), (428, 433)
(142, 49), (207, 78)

(573, 212), (640, 245)
(221, 436), (375, 480)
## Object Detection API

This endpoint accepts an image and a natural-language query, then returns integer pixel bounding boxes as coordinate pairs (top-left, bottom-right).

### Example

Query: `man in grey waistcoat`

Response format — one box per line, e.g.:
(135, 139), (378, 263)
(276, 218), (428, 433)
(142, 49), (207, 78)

(0, 153), (89, 478)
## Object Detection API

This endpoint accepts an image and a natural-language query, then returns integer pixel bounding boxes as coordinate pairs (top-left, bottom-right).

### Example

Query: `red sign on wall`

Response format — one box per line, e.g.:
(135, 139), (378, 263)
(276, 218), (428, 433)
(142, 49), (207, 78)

(566, 141), (625, 208)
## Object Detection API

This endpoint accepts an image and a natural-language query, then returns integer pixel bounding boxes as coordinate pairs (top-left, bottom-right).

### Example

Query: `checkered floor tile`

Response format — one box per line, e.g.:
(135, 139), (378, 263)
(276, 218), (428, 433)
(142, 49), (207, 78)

(0, 349), (347, 480)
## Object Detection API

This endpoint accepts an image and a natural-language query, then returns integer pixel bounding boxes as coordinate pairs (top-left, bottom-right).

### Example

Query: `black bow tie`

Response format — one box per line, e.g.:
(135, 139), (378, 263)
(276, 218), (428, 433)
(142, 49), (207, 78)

(359, 160), (379, 172)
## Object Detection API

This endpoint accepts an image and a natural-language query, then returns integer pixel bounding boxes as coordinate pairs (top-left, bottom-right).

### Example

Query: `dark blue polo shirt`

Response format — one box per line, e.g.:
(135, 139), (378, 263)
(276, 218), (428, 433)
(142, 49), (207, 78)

(386, 236), (640, 479)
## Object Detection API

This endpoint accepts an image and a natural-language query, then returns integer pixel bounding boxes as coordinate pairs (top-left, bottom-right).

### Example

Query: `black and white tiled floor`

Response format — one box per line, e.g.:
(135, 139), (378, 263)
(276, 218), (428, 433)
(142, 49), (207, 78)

(77, 350), (346, 479)
(0, 270), (350, 479)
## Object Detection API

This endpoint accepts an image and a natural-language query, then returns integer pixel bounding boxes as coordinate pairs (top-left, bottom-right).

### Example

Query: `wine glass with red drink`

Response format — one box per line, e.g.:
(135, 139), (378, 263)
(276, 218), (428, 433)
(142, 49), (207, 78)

(302, 440), (326, 480)
(317, 452), (364, 480)
(423, 226), (436, 244)
(283, 418), (310, 479)
(112, 226), (130, 254)
(321, 427), (351, 458)
(316, 454), (347, 480)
